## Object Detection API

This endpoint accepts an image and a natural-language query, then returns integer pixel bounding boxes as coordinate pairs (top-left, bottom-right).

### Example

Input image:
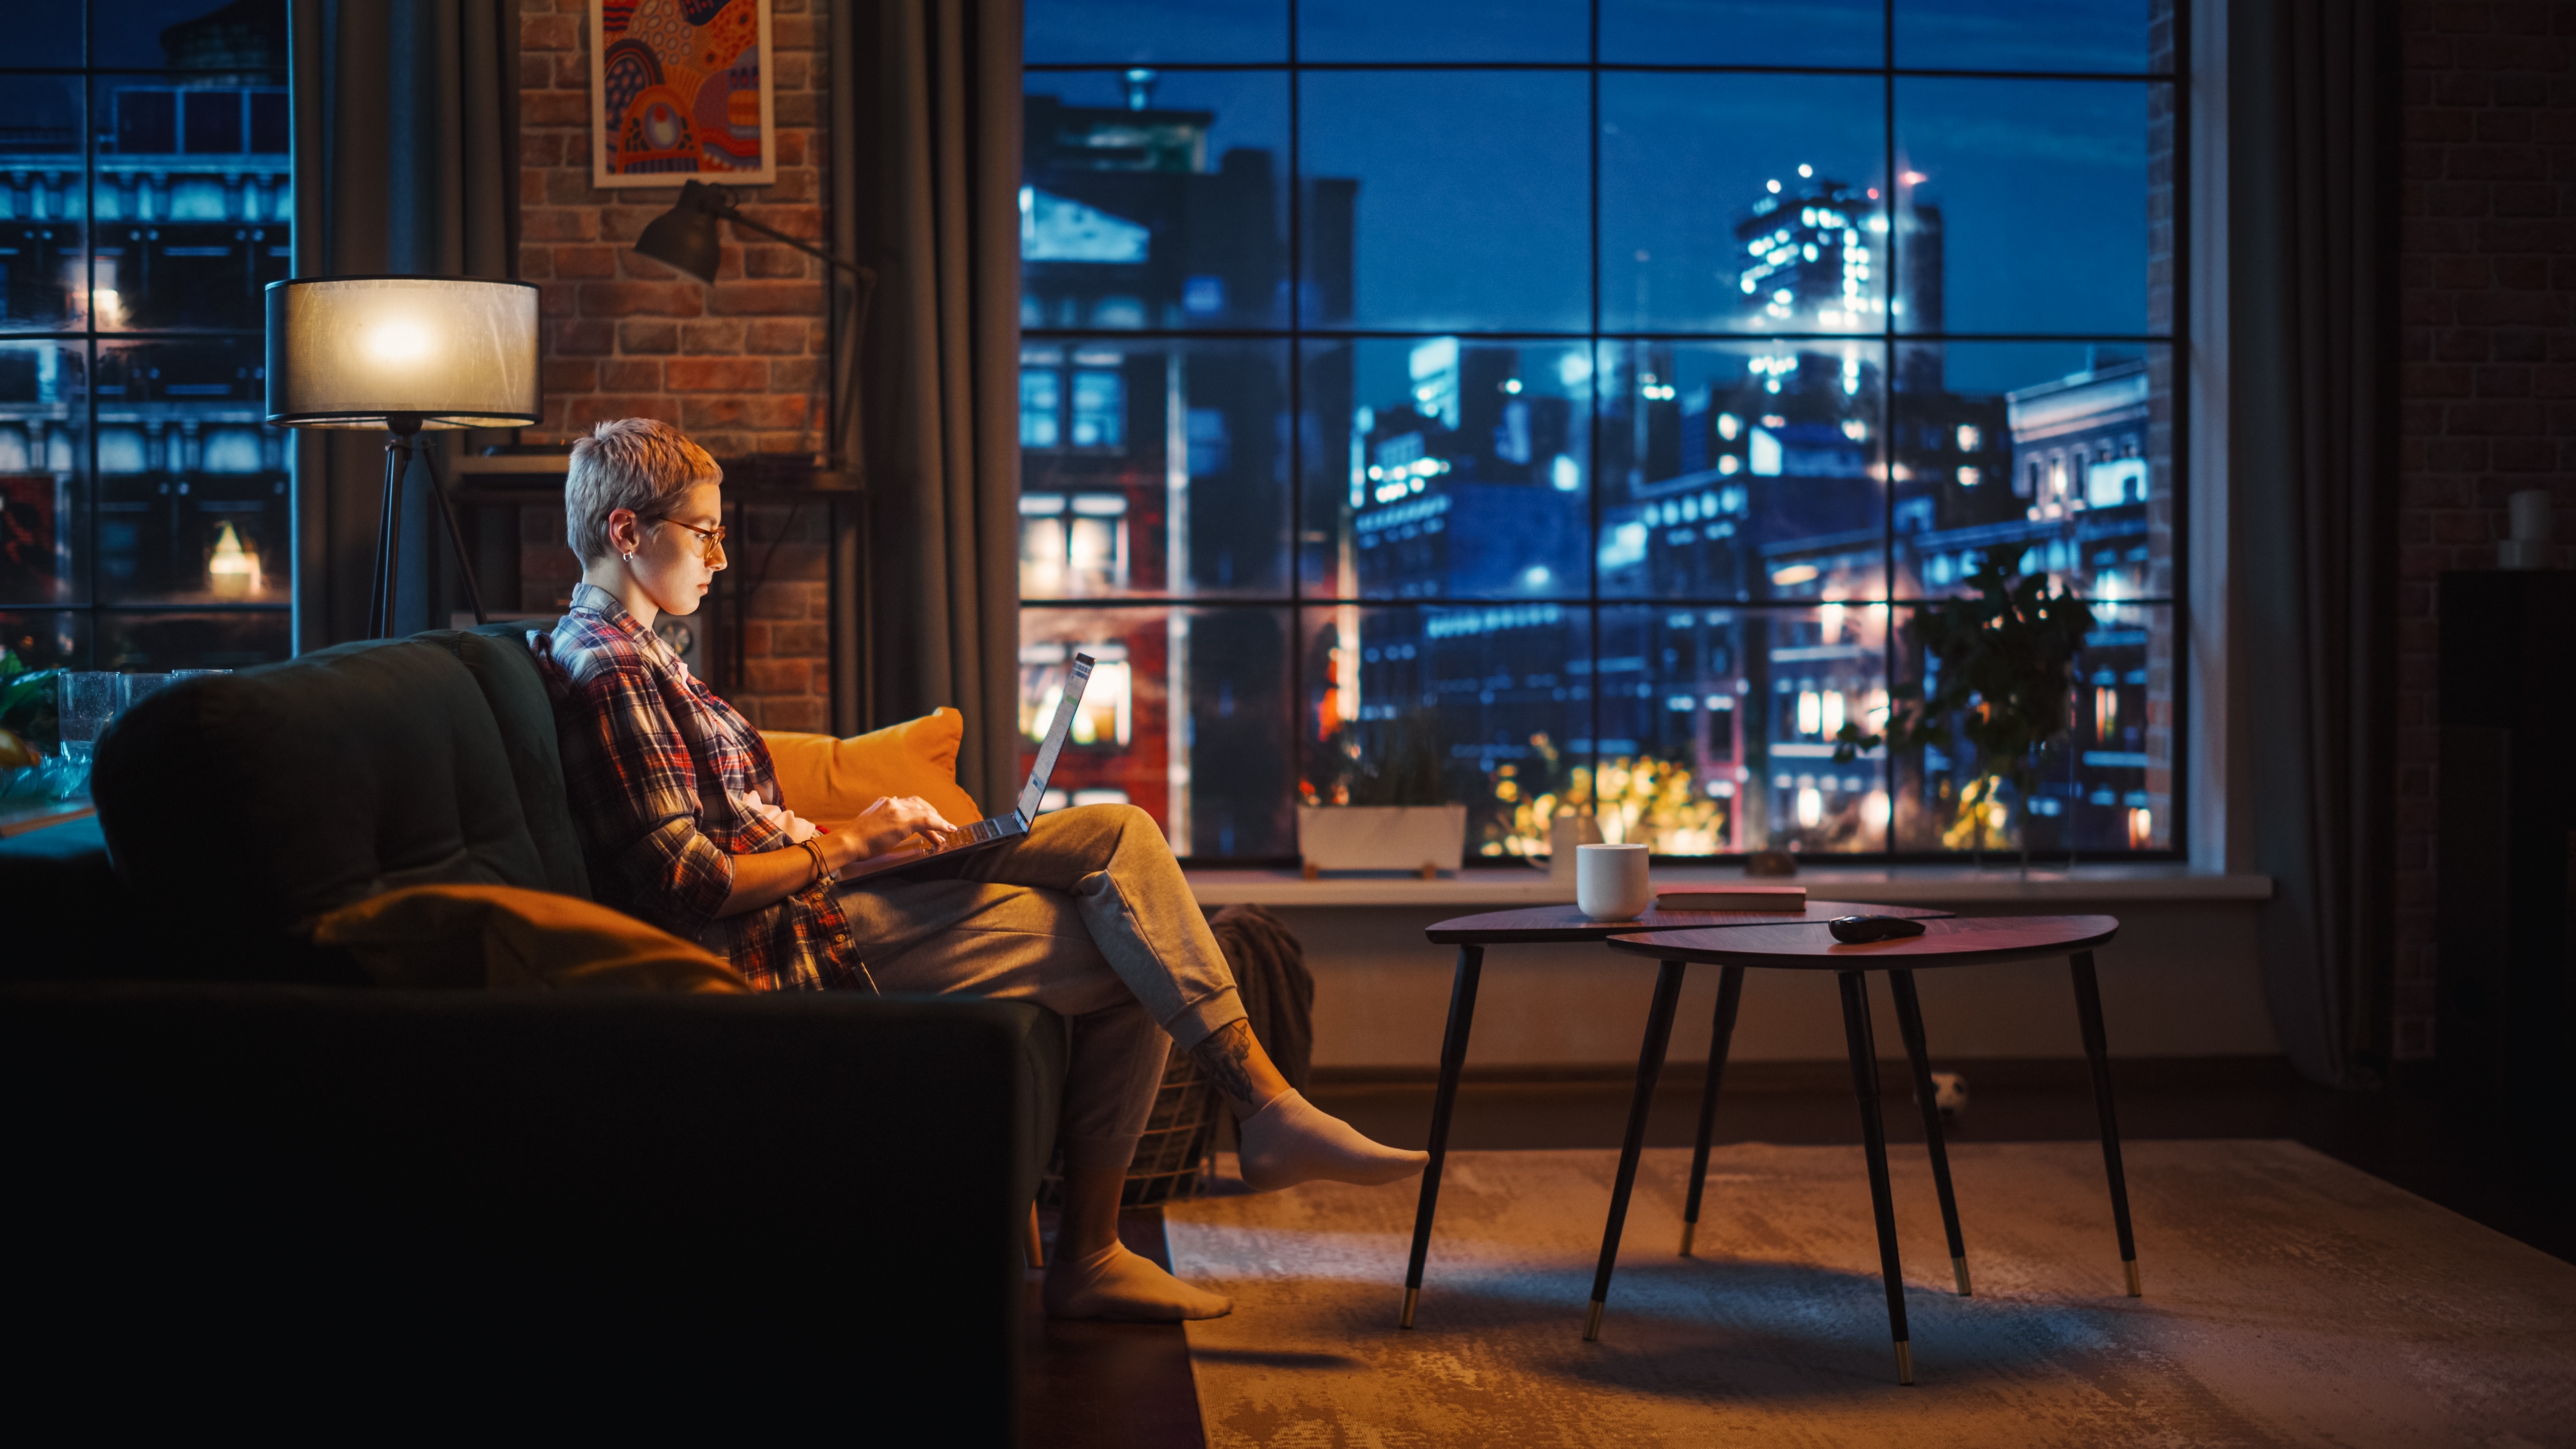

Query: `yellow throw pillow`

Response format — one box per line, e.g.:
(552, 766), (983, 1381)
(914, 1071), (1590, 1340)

(762, 707), (984, 829)
(314, 883), (749, 994)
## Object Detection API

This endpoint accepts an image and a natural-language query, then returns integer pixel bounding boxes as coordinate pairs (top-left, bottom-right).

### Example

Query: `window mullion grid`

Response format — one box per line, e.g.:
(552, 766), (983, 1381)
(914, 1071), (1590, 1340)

(1585, 0), (1603, 822)
(1024, 61), (2179, 84)
(1026, 328), (2178, 345)
(1878, 0), (1898, 853)
(1024, 26), (2186, 863)
(1285, 3), (1304, 840)
(2166, 4), (2195, 856)
(84, 6), (101, 662)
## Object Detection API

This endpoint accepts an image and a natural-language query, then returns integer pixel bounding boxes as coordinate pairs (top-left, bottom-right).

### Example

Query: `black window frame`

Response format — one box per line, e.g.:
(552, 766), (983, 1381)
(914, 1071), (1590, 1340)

(0, 5), (295, 672)
(1023, 0), (2189, 866)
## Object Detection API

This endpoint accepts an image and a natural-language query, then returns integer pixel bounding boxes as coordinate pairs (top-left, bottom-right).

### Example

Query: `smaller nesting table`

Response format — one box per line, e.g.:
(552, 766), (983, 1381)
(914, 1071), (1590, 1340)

(1402, 901), (1954, 1330)
(1592, 914), (2136, 1386)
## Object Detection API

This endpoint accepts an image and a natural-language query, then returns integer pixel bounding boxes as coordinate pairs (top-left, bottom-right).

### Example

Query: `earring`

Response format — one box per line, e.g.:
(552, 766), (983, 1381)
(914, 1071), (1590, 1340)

(622, 551), (634, 562)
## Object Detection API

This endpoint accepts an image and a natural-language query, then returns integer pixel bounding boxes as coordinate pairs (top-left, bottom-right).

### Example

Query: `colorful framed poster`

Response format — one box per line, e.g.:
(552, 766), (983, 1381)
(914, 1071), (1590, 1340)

(590, 0), (777, 189)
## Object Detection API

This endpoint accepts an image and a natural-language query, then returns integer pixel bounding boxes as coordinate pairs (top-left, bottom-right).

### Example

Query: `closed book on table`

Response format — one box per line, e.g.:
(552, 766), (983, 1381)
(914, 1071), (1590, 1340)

(1656, 886), (1808, 911)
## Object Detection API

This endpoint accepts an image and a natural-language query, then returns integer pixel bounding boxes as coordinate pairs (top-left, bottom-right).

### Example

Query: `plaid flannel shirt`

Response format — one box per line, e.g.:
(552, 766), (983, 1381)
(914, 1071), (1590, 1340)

(546, 583), (864, 992)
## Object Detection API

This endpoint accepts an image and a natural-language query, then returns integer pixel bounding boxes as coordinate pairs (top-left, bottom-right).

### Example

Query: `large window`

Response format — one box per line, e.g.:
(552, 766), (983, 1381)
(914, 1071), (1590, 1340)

(0, 4), (294, 674)
(1021, 0), (2181, 862)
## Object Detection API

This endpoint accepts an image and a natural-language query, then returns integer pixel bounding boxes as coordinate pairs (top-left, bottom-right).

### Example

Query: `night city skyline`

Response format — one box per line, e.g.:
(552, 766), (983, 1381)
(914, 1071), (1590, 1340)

(1011, 1), (2179, 863)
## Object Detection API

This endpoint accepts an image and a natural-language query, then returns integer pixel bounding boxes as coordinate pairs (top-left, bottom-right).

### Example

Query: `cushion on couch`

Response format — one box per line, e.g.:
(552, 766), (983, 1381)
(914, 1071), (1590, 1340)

(763, 706), (983, 827)
(313, 883), (749, 993)
(91, 638), (553, 971)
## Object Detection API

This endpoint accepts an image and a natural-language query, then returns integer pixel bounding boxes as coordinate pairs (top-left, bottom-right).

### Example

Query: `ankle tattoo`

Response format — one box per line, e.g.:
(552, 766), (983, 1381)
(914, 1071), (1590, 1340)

(1194, 1020), (1260, 1104)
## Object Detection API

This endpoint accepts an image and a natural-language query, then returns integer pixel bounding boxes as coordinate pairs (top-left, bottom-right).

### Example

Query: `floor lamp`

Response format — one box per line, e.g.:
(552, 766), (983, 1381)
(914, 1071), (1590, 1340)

(265, 276), (544, 639)
(634, 181), (879, 721)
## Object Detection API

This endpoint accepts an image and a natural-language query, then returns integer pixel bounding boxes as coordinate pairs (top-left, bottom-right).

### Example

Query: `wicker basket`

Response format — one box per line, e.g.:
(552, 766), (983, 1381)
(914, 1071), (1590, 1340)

(1038, 1042), (1221, 1209)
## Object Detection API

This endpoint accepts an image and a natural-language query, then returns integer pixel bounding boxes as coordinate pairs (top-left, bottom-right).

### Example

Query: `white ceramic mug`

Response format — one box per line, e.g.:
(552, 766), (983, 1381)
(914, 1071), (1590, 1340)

(1576, 843), (1652, 920)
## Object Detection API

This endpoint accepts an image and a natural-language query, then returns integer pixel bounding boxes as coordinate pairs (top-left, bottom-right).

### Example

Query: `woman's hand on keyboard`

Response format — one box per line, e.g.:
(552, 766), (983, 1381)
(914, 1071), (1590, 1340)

(846, 795), (963, 859)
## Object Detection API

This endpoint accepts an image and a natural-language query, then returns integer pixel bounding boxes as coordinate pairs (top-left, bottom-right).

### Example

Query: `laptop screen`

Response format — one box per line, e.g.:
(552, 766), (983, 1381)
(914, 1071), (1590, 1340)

(1018, 654), (1094, 822)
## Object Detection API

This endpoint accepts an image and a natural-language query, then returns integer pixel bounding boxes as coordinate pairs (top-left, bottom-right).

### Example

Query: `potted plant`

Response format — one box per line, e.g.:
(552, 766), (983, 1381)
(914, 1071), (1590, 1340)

(1298, 711), (1467, 879)
(0, 654), (61, 803)
(1833, 545), (2097, 874)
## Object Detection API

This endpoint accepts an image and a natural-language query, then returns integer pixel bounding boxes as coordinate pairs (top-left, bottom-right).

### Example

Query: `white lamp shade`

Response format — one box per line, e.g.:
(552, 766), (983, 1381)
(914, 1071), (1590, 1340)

(265, 276), (542, 429)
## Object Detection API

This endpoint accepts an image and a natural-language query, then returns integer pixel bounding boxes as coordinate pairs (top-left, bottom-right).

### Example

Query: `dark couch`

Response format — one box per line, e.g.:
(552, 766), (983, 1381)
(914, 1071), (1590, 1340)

(0, 624), (1064, 1439)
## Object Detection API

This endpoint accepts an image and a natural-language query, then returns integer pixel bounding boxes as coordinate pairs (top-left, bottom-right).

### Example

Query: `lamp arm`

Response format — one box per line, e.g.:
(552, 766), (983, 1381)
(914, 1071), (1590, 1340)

(698, 189), (878, 470)
(717, 205), (877, 287)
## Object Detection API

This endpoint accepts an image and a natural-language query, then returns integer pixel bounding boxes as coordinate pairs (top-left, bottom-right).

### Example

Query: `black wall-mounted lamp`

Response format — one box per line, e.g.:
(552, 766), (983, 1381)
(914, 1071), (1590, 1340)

(633, 182), (881, 729)
(634, 181), (877, 463)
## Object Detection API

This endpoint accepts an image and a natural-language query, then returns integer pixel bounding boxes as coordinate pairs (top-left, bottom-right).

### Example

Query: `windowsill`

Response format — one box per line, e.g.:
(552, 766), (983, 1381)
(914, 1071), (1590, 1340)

(1184, 862), (2276, 908)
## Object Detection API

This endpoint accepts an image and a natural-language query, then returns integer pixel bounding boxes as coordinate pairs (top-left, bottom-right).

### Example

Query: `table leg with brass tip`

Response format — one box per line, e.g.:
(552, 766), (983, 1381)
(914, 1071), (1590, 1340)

(1895, 1340), (1915, 1386)
(1024, 1206), (1045, 1270)
(1583, 1299), (1605, 1343)
(1891, 969), (1971, 1297)
(2071, 951), (2142, 1298)
(1402, 945), (1485, 1328)
(1584, 959), (1686, 1342)
(1679, 964), (1745, 1258)
(1840, 971), (1914, 1380)
(1954, 1256), (1972, 1297)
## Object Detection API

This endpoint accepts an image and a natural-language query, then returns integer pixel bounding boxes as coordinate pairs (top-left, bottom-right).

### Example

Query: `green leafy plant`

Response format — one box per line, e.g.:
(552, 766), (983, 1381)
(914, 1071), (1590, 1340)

(1304, 710), (1447, 808)
(1, 659), (59, 755)
(1832, 545), (2096, 868)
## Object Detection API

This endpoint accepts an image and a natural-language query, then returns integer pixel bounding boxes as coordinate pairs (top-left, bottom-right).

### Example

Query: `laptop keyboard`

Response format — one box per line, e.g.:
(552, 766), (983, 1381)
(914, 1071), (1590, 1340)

(964, 818), (1005, 842)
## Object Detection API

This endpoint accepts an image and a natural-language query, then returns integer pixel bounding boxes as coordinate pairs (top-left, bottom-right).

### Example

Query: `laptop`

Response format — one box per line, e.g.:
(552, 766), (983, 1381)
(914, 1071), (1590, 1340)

(835, 653), (1094, 884)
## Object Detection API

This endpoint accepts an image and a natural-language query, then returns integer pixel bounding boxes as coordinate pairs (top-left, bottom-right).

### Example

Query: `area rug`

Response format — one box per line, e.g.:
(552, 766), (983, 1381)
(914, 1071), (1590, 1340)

(1165, 1142), (2576, 1447)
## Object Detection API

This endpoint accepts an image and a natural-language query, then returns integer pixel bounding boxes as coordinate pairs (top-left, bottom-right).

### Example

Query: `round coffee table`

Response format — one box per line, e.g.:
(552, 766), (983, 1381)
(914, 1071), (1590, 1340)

(1594, 914), (2132, 1385)
(1401, 901), (1955, 1330)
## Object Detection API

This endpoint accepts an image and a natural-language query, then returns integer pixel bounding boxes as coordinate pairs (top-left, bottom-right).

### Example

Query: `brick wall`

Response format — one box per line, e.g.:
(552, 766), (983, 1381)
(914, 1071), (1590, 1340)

(2392, 0), (2576, 1058)
(512, 0), (836, 731)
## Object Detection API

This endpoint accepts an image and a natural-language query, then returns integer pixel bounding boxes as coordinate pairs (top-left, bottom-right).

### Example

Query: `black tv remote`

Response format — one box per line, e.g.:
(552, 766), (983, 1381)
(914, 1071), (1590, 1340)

(1829, 914), (1928, 943)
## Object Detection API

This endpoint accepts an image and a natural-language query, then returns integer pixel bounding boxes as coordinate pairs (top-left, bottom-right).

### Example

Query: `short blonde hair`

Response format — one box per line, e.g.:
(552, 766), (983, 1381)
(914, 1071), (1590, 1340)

(565, 419), (722, 563)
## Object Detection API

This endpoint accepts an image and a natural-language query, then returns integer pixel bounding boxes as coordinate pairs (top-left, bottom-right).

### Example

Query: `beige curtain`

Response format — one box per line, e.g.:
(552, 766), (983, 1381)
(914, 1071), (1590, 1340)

(289, 0), (518, 647)
(833, 0), (1024, 810)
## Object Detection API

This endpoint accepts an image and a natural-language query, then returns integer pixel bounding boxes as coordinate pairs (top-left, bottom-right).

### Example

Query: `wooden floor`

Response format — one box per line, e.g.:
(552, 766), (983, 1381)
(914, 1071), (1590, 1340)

(1022, 1058), (2575, 1449)
(1023, 1209), (1206, 1449)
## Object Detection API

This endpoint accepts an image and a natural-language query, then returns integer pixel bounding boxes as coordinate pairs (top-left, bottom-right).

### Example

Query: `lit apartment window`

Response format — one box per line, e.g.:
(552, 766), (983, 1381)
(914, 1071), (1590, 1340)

(1020, 368), (1063, 448)
(1069, 369), (1124, 448)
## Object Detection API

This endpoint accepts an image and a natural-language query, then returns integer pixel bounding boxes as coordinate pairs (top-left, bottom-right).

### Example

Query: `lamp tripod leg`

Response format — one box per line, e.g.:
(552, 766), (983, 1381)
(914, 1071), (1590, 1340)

(418, 444), (489, 625)
(371, 438), (406, 639)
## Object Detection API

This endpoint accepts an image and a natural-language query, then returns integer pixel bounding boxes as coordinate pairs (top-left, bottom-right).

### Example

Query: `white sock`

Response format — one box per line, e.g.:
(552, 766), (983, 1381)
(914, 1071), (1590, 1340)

(1236, 1089), (1430, 1193)
(1041, 1240), (1233, 1322)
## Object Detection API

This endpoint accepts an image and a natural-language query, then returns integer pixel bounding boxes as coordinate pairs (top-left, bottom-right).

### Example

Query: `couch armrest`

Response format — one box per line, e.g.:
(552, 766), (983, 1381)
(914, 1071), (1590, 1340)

(0, 818), (135, 981)
(0, 986), (1062, 1439)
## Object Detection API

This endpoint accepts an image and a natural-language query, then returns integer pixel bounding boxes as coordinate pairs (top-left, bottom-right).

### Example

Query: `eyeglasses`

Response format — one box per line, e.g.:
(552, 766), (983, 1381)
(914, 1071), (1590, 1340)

(638, 514), (727, 563)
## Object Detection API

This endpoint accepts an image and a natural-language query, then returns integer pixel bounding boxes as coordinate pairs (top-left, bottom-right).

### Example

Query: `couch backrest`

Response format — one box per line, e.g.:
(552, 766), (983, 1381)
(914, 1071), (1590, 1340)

(93, 635), (554, 958)
(419, 620), (591, 901)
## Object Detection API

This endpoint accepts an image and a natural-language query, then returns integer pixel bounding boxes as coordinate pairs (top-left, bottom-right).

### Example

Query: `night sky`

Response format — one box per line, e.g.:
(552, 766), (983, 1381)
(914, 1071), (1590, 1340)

(21, 1), (2162, 398)
(1027, 0), (2163, 395)
(24, 1), (280, 70)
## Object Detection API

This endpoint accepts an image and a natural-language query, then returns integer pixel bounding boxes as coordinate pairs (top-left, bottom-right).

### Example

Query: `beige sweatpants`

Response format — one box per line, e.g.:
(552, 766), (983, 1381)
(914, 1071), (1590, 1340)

(837, 803), (1247, 1170)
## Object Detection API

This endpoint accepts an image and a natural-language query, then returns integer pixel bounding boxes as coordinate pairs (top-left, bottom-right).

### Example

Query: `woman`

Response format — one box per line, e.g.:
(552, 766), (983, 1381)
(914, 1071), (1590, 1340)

(547, 419), (1425, 1322)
